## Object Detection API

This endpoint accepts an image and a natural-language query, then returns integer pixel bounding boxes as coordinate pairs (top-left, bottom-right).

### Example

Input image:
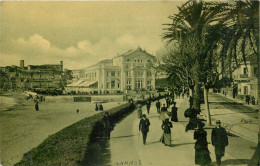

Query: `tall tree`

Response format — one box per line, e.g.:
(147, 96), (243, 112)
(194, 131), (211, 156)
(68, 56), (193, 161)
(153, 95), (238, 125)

(163, 1), (228, 125)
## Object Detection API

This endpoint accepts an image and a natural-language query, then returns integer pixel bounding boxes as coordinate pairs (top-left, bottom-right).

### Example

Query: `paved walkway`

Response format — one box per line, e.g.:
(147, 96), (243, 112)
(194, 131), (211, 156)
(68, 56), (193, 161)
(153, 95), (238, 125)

(109, 97), (257, 166)
(200, 93), (259, 143)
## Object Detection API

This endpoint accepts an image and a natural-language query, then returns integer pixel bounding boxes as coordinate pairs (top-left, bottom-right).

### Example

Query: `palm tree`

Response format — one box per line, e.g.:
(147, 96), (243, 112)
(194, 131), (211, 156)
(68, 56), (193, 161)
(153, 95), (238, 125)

(216, 0), (259, 104)
(163, 0), (227, 125)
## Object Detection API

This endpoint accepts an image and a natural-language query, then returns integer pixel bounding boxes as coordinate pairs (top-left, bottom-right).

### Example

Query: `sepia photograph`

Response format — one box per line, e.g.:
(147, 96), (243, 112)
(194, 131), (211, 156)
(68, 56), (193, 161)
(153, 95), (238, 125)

(0, 1), (259, 166)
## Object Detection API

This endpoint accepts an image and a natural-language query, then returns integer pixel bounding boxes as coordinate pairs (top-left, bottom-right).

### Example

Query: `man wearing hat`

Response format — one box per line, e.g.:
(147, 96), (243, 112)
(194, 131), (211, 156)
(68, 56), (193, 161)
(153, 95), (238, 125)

(211, 120), (229, 166)
(139, 114), (150, 145)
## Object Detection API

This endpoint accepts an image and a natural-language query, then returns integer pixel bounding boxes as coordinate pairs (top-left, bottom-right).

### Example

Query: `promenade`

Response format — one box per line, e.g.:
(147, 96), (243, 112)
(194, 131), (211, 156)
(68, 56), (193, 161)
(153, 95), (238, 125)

(109, 96), (257, 166)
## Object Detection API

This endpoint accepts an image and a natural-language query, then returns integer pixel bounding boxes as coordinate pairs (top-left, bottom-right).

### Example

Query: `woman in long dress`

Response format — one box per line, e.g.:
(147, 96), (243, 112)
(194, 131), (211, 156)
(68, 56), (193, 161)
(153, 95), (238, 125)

(194, 123), (211, 166)
(137, 105), (142, 118)
(171, 102), (178, 122)
(161, 118), (172, 146)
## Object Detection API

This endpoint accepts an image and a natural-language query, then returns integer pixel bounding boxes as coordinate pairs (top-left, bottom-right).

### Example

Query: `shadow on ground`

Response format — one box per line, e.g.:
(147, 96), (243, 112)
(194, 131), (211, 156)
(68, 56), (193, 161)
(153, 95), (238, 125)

(83, 137), (111, 166)
(111, 134), (137, 139)
(82, 105), (138, 166)
(211, 159), (251, 165)
(170, 142), (194, 147)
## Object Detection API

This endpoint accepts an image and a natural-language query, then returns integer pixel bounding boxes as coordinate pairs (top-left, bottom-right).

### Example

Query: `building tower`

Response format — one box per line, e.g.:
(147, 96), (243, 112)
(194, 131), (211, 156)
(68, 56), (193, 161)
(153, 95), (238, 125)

(60, 61), (63, 72)
(20, 60), (24, 70)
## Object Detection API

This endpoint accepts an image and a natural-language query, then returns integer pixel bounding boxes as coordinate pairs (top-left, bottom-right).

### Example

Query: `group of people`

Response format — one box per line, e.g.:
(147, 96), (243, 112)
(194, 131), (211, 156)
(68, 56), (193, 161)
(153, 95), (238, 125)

(95, 103), (104, 111)
(99, 95), (229, 166)
(194, 120), (229, 166)
(30, 95), (46, 111)
(138, 98), (178, 146)
(138, 98), (229, 166)
(245, 95), (256, 105)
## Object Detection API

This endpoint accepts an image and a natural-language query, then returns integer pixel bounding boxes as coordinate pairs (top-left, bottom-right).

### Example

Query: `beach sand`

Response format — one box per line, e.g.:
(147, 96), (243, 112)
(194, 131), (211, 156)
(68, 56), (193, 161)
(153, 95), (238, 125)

(0, 92), (125, 166)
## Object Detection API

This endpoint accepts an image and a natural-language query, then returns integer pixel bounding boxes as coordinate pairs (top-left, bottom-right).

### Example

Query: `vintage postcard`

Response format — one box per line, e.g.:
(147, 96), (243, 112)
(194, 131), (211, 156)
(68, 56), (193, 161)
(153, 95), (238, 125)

(0, 1), (259, 166)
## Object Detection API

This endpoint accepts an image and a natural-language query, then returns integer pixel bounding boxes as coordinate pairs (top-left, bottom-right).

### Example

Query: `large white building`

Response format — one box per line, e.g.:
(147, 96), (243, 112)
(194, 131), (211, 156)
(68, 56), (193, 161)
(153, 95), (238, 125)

(67, 47), (156, 93)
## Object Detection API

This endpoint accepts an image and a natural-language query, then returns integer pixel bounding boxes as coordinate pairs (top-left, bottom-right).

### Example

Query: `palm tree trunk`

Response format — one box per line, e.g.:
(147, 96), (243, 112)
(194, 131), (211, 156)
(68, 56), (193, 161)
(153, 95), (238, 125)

(203, 84), (211, 125)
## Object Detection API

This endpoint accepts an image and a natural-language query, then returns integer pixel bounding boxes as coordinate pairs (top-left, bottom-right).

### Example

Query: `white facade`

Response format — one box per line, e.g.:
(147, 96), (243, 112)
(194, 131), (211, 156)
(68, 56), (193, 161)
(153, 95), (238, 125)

(67, 47), (156, 93)
(232, 54), (258, 103)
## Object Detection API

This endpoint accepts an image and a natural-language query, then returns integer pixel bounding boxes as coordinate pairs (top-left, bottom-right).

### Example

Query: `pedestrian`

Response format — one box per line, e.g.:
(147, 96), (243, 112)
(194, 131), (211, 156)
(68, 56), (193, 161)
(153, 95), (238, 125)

(252, 96), (255, 105)
(171, 102), (178, 122)
(146, 100), (151, 114)
(99, 103), (104, 111)
(160, 118), (172, 146)
(102, 112), (113, 139)
(211, 120), (229, 166)
(76, 109), (79, 113)
(130, 100), (135, 110)
(156, 100), (161, 113)
(166, 98), (170, 108)
(245, 95), (250, 105)
(139, 114), (150, 145)
(161, 103), (167, 112)
(137, 105), (143, 118)
(95, 103), (99, 111)
(194, 123), (211, 166)
(35, 102), (39, 111)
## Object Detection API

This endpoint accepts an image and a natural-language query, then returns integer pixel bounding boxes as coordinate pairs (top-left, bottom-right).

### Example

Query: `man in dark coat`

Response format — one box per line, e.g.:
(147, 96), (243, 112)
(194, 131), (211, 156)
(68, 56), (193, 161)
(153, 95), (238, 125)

(166, 98), (170, 108)
(35, 102), (39, 111)
(171, 102), (178, 122)
(245, 95), (250, 105)
(103, 112), (113, 139)
(161, 104), (167, 113)
(139, 114), (150, 145)
(146, 100), (151, 114)
(99, 103), (104, 111)
(211, 120), (228, 166)
(156, 100), (161, 113)
(95, 103), (99, 111)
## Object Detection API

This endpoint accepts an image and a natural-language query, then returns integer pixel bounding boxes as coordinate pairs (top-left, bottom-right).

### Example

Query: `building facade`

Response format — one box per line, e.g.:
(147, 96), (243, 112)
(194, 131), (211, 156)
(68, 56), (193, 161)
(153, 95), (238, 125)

(67, 47), (156, 93)
(0, 60), (66, 90)
(232, 54), (258, 103)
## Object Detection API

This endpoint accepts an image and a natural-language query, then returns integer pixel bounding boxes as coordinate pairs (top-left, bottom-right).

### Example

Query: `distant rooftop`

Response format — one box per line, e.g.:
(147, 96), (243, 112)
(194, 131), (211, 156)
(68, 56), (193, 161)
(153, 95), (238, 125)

(113, 47), (154, 59)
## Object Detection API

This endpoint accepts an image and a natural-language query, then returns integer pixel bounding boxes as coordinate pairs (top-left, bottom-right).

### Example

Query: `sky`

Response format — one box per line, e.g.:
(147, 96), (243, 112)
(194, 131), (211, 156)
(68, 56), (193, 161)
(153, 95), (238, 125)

(0, 1), (185, 70)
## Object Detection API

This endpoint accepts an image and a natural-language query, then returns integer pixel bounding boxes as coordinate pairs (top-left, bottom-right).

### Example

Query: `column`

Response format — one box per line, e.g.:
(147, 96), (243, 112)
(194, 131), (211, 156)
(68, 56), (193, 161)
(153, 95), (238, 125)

(120, 65), (124, 91)
(102, 68), (106, 92)
(144, 63), (147, 90)
(96, 68), (101, 93)
(152, 69), (156, 90)
(131, 64), (135, 90)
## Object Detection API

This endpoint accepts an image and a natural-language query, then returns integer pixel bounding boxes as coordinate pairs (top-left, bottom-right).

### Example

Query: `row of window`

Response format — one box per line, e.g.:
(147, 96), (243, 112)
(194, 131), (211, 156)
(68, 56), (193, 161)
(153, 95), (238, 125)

(104, 79), (153, 89)
(86, 73), (96, 77)
(125, 64), (151, 69)
(126, 85), (153, 90)
(126, 71), (152, 77)
(85, 70), (153, 78)
(126, 59), (150, 63)
(126, 80), (152, 85)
